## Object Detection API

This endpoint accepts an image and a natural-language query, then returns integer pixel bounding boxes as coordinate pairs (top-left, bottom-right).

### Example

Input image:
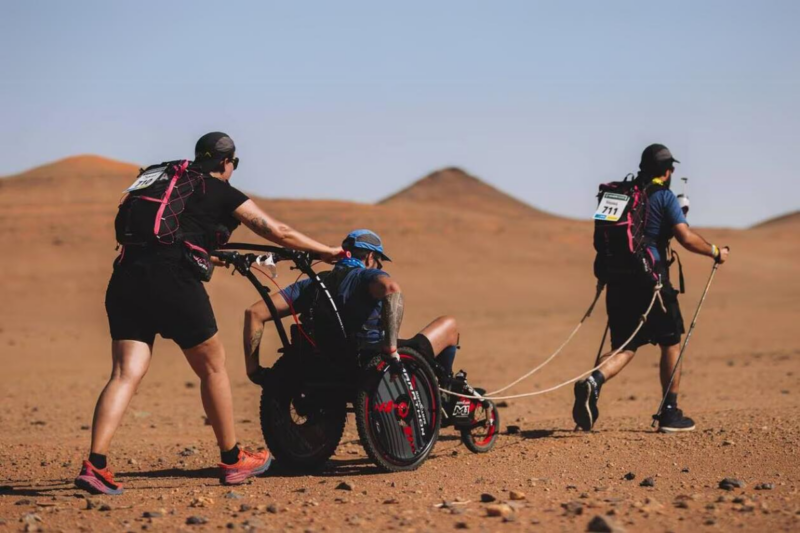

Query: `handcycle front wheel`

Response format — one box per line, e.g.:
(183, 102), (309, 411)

(355, 347), (441, 472)
(259, 355), (347, 471)
(460, 395), (500, 454)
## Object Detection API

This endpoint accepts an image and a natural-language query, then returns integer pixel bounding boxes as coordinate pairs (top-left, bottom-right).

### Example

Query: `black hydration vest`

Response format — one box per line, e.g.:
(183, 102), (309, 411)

(593, 175), (666, 286)
(304, 267), (353, 357)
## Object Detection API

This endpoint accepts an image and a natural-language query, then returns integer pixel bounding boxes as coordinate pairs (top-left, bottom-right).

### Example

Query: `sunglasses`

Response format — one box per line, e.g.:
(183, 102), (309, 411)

(227, 157), (240, 170)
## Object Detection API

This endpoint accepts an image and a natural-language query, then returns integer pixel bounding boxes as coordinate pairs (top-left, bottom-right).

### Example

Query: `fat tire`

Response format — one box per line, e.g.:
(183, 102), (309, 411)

(259, 355), (346, 471)
(355, 347), (441, 473)
(460, 399), (500, 453)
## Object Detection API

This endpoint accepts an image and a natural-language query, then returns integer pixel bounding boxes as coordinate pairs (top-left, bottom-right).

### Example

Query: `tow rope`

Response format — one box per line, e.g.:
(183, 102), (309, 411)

(484, 282), (605, 397)
(441, 282), (666, 401)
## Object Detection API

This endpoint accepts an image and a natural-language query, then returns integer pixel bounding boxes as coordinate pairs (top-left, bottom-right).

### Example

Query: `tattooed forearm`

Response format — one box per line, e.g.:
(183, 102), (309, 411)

(381, 292), (404, 353)
(247, 329), (263, 359)
(249, 216), (273, 239)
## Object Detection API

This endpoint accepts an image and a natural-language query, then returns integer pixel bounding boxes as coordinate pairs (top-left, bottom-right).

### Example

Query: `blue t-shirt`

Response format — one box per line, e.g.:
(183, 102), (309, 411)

(280, 265), (389, 345)
(645, 188), (688, 262)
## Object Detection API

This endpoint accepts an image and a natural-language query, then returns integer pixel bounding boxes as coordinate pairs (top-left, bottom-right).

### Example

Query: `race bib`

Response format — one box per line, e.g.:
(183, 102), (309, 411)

(124, 166), (168, 192)
(593, 192), (630, 222)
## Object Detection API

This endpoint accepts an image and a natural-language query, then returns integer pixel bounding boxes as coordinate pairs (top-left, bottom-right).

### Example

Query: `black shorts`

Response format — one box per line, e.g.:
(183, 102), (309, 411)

(105, 258), (218, 350)
(398, 334), (436, 361)
(607, 279), (685, 351)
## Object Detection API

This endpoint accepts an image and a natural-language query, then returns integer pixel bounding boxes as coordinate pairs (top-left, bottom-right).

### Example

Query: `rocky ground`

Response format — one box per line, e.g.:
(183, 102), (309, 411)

(1, 157), (798, 531)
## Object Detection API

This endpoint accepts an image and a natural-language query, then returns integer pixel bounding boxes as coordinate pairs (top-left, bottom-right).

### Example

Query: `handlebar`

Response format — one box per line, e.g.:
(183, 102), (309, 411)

(215, 242), (349, 348)
(216, 242), (321, 261)
(211, 242), (324, 276)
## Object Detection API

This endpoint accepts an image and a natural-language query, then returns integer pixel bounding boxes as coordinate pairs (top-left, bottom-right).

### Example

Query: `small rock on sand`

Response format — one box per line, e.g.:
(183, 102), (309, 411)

(20, 513), (42, 526)
(189, 497), (214, 508)
(719, 478), (746, 491)
(562, 501), (584, 516)
(486, 504), (513, 518)
(587, 514), (625, 532)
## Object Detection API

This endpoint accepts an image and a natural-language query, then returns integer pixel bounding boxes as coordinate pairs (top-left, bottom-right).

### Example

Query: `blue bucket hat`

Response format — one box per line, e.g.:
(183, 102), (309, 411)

(342, 229), (391, 262)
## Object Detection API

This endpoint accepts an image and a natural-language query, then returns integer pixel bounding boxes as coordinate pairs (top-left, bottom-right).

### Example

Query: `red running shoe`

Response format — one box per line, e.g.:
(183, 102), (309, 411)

(74, 460), (124, 495)
(219, 449), (272, 485)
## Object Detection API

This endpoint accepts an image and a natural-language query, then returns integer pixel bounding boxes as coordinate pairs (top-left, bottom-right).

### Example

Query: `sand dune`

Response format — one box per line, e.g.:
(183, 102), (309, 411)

(380, 166), (554, 219)
(751, 209), (800, 231)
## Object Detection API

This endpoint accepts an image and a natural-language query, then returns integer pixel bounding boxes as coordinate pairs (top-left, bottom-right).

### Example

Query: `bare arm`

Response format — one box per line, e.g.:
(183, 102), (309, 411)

(234, 199), (341, 260)
(369, 276), (404, 355)
(243, 295), (291, 382)
(673, 223), (729, 263)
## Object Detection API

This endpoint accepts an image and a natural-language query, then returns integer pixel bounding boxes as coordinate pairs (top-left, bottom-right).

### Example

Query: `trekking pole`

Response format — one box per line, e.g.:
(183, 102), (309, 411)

(651, 258), (724, 426)
(594, 322), (609, 366)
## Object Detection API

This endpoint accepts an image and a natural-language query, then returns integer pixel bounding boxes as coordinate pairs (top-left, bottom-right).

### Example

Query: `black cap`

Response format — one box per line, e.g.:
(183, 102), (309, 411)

(195, 132), (236, 162)
(640, 143), (679, 172)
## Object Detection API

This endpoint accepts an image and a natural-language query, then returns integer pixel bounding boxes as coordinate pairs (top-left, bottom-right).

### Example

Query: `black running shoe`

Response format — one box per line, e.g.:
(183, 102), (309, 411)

(572, 378), (599, 431)
(657, 407), (696, 433)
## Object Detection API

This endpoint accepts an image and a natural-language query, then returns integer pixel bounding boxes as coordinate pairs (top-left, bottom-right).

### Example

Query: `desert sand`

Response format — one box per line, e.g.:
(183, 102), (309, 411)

(1, 156), (798, 531)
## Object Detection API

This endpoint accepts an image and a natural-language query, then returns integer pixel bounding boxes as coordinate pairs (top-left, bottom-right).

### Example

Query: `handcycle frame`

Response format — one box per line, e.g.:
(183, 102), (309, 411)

(212, 242), (443, 471)
(213, 242), (337, 354)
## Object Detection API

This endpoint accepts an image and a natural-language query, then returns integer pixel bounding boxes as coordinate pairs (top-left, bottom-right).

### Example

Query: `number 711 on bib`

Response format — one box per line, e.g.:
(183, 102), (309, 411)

(593, 193), (630, 222)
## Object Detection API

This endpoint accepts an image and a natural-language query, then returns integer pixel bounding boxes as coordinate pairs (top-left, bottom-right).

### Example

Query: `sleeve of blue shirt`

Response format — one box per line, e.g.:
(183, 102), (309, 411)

(348, 268), (389, 300)
(660, 190), (688, 227)
(358, 268), (389, 285)
(279, 278), (313, 313)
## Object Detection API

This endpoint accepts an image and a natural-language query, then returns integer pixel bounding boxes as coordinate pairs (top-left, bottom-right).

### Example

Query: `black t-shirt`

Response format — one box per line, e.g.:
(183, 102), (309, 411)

(179, 176), (250, 252)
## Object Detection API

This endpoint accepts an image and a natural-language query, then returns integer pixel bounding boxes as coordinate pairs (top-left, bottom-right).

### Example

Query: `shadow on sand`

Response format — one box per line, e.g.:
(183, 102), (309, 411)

(112, 457), (383, 481)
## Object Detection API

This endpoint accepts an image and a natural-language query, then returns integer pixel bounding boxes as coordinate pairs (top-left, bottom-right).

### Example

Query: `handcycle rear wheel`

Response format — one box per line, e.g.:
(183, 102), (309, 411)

(259, 355), (347, 471)
(355, 347), (441, 472)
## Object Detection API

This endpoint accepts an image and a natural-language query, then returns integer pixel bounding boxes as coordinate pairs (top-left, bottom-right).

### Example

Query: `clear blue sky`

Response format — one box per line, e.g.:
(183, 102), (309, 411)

(1, 1), (798, 228)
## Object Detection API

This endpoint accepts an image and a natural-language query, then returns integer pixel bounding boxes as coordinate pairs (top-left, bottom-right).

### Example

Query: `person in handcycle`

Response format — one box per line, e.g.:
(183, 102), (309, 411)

(243, 229), (500, 468)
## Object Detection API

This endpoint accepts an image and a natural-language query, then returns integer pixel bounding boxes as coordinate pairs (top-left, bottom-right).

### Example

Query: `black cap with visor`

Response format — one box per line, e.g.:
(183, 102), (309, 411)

(195, 132), (237, 171)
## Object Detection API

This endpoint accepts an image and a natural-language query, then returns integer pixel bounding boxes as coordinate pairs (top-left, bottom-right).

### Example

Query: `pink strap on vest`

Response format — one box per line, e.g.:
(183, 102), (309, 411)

(153, 160), (189, 236)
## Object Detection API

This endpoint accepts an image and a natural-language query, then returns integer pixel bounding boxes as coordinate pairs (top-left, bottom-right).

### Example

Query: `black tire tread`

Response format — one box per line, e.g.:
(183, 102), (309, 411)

(259, 355), (346, 471)
(460, 400), (500, 454)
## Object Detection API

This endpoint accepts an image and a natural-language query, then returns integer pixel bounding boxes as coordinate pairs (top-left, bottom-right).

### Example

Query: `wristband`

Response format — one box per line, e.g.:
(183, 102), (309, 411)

(711, 244), (719, 259)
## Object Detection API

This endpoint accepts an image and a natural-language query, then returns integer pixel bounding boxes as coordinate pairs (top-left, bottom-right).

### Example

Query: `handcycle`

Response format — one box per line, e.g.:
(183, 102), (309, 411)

(213, 243), (499, 473)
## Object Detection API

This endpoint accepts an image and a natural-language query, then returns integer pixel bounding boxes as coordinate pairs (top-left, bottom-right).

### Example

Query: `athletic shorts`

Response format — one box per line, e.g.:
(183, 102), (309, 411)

(398, 334), (436, 361)
(606, 279), (685, 351)
(105, 258), (218, 350)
